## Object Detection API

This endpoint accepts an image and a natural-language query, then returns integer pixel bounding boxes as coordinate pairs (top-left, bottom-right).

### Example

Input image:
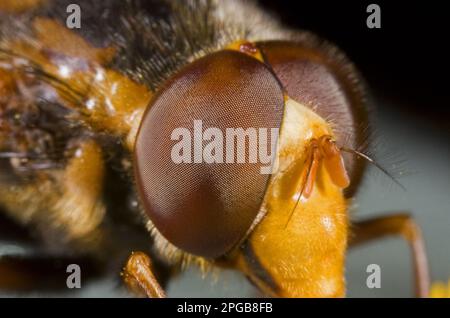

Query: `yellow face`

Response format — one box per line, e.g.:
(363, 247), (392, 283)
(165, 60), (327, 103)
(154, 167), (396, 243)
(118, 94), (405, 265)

(235, 98), (349, 297)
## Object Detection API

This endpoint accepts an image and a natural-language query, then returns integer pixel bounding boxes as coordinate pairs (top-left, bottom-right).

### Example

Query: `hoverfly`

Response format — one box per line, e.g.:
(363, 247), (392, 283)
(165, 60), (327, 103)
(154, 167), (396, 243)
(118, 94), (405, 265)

(0, 0), (430, 297)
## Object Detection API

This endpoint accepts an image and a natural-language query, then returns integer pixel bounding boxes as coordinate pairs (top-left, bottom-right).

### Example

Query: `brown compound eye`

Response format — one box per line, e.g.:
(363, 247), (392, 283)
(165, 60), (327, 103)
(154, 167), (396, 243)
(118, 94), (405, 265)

(134, 50), (285, 258)
(257, 40), (369, 196)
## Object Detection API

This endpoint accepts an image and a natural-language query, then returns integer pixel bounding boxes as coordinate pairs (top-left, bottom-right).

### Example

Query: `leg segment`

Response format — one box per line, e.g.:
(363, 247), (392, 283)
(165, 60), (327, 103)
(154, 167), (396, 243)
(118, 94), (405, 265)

(349, 213), (430, 297)
(122, 251), (166, 298)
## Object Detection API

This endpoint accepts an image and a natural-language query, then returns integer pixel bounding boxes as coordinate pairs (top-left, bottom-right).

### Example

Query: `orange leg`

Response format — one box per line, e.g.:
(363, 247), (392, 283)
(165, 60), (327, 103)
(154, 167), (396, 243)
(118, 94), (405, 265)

(349, 213), (430, 297)
(122, 251), (166, 298)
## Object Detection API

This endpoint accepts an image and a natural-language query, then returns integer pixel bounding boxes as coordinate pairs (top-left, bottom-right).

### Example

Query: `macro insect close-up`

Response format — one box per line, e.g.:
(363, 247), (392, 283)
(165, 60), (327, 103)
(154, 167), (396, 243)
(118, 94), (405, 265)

(0, 0), (449, 299)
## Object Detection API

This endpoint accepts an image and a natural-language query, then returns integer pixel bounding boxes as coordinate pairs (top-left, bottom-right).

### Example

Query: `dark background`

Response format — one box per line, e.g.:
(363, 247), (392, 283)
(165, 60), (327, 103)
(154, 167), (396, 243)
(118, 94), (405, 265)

(259, 0), (449, 133)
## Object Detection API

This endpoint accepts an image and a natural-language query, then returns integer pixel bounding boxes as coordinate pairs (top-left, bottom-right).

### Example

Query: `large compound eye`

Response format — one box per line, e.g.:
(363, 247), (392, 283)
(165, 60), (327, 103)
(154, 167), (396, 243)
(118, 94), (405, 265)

(134, 50), (285, 258)
(257, 41), (369, 196)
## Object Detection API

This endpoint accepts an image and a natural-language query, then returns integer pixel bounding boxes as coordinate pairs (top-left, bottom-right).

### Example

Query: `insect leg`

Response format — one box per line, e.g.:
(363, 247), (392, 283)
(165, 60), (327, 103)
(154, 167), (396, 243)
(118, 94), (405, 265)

(122, 251), (166, 298)
(349, 213), (430, 297)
